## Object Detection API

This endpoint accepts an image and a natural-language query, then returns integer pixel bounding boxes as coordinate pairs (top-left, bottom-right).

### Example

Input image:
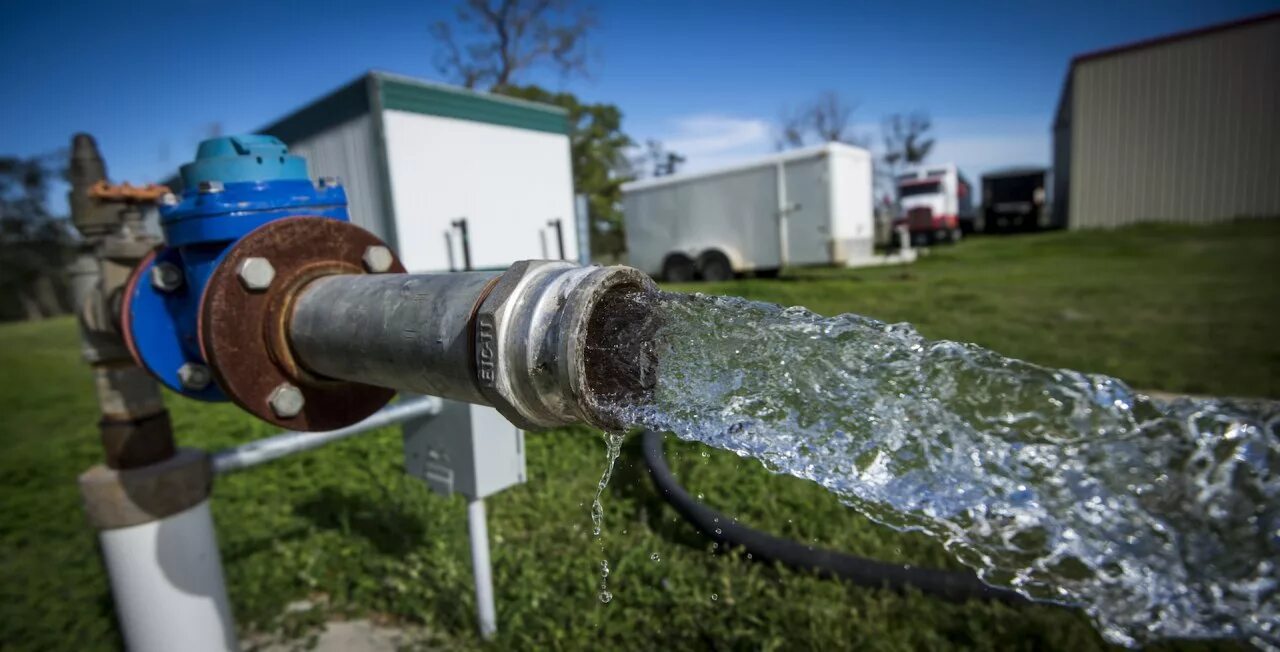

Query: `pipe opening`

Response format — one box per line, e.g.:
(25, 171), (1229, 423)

(582, 283), (663, 423)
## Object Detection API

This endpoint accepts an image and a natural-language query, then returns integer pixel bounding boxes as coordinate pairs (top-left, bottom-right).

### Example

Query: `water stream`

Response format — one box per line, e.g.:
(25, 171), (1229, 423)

(589, 290), (1279, 647)
(592, 432), (626, 604)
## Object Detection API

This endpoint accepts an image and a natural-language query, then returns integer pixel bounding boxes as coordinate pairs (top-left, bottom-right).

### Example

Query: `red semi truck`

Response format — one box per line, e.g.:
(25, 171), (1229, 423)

(892, 164), (975, 244)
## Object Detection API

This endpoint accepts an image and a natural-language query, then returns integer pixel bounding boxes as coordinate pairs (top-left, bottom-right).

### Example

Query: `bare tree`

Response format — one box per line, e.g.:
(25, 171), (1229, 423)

(431, 0), (596, 90)
(775, 91), (867, 149)
(775, 105), (807, 150)
(808, 91), (860, 144)
(881, 111), (935, 174)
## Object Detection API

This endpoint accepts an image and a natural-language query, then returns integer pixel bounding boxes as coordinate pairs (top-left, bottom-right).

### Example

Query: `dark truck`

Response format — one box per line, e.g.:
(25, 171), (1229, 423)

(980, 167), (1050, 232)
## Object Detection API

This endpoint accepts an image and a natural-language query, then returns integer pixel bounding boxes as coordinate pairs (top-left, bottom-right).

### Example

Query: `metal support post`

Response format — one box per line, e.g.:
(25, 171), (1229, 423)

(468, 498), (498, 639)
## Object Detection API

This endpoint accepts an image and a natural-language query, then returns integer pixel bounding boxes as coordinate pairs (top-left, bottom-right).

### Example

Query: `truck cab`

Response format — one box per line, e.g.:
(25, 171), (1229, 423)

(892, 164), (974, 244)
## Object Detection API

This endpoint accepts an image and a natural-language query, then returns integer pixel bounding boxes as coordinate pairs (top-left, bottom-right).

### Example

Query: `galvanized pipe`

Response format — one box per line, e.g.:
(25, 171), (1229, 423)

(287, 261), (657, 430)
(290, 271), (501, 405)
(212, 396), (443, 474)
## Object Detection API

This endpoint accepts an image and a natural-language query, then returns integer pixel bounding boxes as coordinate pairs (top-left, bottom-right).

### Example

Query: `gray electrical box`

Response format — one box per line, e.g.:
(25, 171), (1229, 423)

(402, 398), (527, 500)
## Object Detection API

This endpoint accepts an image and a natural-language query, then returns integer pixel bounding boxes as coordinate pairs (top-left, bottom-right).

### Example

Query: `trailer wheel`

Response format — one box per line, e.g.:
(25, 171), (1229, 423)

(661, 254), (697, 283)
(697, 250), (734, 283)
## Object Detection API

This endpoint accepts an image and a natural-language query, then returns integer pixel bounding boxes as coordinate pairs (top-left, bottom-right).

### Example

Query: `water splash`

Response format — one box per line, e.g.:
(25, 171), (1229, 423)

(591, 291), (1279, 647)
(592, 432), (626, 604)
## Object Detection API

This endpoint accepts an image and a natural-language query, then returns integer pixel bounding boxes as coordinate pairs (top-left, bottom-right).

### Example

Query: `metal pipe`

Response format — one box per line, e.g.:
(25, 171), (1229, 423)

(452, 218), (472, 271)
(468, 498), (497, 639)
(212, 396), (443, 474)
(290, 271), (501, 405)
(288, 260), (657, 430)
(548, 218), (566, 260)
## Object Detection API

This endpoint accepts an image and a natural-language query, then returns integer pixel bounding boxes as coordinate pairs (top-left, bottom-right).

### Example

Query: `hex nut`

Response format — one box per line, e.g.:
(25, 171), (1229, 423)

(362, 245), (394, 273)
(197, 180), (224, 194)
(237, 257), (275, 291)
(317, 176), (341, 189)
(177, 363), (211, 391)
(150, 262), (184, 292)
(268, 383), (305, 418)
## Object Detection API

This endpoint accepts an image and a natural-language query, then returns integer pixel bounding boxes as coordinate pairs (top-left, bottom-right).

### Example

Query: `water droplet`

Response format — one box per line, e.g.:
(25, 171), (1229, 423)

(710, 593), (718, 601)
(598, 590), (612, 603)
(650, 552), (661, 562)
(697, 492), (705, 500)
(715, 528), (722, 535)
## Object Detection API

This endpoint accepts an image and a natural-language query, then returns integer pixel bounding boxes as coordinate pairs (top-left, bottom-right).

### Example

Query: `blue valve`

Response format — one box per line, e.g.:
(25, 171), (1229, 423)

(123, 136), (350, 400)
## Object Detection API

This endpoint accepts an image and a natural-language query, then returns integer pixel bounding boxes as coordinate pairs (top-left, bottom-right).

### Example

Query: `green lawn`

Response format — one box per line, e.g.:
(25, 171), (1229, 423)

(2, 221), (1276, 651)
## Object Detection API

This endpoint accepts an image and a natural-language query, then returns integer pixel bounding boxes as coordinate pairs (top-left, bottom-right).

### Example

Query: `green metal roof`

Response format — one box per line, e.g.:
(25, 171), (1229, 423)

(259, 71), (569, 144)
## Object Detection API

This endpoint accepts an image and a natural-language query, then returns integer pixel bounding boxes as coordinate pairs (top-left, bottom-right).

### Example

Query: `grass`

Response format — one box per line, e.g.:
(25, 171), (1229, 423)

(1, 221), (1277, 651)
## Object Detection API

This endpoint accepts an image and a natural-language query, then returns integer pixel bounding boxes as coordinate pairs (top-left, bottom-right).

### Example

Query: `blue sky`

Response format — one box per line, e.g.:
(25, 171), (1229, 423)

(2, 0), (1275, 210)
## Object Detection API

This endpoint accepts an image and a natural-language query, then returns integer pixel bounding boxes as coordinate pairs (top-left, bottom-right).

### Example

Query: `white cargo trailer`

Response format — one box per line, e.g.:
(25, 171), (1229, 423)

(192, 71), (581, 272)
(622, 143), (874, 281)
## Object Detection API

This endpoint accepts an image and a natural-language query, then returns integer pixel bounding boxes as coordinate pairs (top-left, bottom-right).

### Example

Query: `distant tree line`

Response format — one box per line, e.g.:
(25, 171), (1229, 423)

(0, 152), (76, 322)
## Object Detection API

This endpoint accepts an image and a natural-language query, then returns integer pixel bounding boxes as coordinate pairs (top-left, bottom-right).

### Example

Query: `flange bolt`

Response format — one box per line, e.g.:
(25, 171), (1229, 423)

(268, 383), (305, 418)
(362, 245), (394, 273)
(177, 362), (212, 391)
(237, 257), (275, 291)
(151, 262), (184, 292)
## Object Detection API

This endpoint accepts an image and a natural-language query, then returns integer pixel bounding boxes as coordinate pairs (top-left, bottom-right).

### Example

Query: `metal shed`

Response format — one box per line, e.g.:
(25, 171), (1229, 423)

(184, 71), (579, 271)
(1051, 12), (1280, 229)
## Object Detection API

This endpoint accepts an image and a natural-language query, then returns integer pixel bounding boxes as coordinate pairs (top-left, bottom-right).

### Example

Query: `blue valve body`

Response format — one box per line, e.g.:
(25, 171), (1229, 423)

(126, 135), (350, 400)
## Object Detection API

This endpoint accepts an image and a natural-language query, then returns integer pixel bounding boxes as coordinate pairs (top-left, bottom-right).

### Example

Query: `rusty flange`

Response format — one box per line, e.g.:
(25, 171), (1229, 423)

(200, 217), (405, 430)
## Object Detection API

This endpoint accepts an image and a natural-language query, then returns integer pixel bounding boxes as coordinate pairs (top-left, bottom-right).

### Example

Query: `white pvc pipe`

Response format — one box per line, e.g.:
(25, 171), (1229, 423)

(99, 500), (237, 652)
(467, 498), (497, 639)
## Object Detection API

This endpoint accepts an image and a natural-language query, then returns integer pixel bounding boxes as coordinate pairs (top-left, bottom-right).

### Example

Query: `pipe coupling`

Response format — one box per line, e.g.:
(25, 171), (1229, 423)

(475, 261), (656, 430)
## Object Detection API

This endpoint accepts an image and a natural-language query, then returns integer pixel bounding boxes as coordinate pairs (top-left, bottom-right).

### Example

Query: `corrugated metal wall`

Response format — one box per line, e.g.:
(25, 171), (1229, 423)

(1068, 17), (1280, 228)
(285, 113), (391, 242)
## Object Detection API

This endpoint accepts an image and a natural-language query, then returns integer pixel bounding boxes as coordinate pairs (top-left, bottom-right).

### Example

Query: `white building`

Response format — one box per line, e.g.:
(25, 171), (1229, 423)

(256, 71), (580, 271)
(1052, 13), (1280, 228)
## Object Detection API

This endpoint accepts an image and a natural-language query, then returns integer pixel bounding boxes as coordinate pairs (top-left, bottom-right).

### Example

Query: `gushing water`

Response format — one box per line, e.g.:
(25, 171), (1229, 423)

(590, 291), (1279, 647)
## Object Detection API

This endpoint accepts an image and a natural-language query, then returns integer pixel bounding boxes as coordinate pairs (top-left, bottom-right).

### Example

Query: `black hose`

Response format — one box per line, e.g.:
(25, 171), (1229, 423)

(640, 430), (1028, 604)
